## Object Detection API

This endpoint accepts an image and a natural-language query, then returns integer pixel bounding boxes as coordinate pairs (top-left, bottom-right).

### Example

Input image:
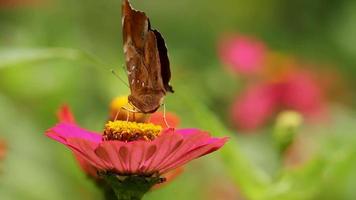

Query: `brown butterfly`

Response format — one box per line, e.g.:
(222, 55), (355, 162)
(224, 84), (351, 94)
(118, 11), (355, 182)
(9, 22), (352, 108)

(122, 0), (173, 114)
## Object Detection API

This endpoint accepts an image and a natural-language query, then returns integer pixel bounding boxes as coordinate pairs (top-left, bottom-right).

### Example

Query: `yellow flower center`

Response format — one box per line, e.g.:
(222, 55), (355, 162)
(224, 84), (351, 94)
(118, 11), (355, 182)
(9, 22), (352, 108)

(103, 120), (162, 142)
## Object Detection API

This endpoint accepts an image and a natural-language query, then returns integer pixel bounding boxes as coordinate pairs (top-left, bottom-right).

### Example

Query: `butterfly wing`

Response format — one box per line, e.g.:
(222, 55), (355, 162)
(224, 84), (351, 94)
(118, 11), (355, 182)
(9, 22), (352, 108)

(122, 0), (172, 113)
(153, 30), (174, 93)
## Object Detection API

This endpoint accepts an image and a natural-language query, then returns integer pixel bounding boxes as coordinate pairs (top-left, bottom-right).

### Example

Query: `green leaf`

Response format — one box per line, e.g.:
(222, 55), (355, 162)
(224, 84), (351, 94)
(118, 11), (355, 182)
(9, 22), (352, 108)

(0, 48), (83, 68)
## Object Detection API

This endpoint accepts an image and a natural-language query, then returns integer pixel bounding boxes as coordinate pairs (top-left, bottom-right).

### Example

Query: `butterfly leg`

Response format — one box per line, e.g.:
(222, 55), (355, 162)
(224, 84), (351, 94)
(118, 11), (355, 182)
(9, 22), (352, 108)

(162, 103), (171, 128)
(120, 105), (140, 122)
(121, 105), (139, 113)
(113, 108), (122, 121)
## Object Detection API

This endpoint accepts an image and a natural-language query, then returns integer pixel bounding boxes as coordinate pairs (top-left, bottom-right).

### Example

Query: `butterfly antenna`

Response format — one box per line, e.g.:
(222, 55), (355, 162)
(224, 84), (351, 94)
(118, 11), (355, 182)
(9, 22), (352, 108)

(122, 64), (128, 75)
(81, 51), (129, 89)
(163, 103), (171, 128)
(111, 69), (130, 88)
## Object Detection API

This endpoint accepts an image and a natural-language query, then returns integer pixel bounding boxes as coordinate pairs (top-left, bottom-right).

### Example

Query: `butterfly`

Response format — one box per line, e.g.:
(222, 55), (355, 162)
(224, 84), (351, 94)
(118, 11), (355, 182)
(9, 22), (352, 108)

(122, 0), (173, 114)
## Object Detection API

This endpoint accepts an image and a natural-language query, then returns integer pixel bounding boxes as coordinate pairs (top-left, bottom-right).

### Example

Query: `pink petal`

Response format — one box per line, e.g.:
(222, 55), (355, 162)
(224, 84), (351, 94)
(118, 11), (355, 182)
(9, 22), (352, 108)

(160, 137), (228, 173)
(143, 129), (184, 173)
(46, 123), (102, 144)
(156, 130), (211, 169)
(66, 138), (110, 171)
(157, 129), (228, 173)
(97, 143), (133, 174)
(94, 142), (126, 174)
(91, 129), (182, 175)
(94, 140), (159, 175)
(73, 152), (99, 178)
(57, 104), (76, 124)
(128, 142), (149, 174)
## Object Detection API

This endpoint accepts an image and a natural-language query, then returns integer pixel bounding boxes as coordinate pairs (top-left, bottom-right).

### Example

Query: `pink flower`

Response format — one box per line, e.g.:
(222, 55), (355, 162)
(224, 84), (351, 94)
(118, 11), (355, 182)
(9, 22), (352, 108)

(279, 71), (325, 117)
(46, 122), (227, 176)
(218, 34), (267, 75)
(56, 104), (187, 180)
(52, 99), (227, 181)
(230, 84), (277, 131)
(231, 70), (326, 131)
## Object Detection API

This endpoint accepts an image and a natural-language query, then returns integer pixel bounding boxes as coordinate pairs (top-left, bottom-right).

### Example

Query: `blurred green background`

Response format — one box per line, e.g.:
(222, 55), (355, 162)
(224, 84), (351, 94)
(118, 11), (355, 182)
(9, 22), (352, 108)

(1, 0), (356, 199)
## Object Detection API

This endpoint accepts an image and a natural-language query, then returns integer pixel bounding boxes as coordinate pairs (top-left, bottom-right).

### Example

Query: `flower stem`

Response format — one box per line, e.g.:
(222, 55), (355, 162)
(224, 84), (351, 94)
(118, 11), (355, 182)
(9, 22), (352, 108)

(103, 185), (117, 200)
(103, 173), (162, 200)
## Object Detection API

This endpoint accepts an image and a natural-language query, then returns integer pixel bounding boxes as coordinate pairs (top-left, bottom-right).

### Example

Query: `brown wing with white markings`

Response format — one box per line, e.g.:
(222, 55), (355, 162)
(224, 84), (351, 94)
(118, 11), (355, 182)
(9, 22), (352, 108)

(122, 0), (173, 113)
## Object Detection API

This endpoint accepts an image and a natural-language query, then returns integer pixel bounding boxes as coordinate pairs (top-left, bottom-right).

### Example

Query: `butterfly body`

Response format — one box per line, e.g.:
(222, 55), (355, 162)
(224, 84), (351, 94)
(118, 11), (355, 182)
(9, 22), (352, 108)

(122, 0), (173, 113)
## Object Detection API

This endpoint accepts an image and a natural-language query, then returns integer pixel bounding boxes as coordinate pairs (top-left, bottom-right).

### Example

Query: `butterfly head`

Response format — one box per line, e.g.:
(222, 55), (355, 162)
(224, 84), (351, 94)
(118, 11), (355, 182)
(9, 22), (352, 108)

(128, 93), (164, 114)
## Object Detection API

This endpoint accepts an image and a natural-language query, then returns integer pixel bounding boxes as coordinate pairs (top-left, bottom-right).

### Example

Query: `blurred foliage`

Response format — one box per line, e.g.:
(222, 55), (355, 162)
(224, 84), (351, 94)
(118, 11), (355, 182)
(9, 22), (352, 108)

(1, 0), (356, 199)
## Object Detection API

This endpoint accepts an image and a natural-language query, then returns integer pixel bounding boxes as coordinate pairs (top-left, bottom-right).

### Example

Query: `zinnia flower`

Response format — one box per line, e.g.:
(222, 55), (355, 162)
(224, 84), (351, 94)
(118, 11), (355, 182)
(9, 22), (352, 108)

(47, 122), (226, 175)
(56, 101), (181, 180)
(49, 97), (227, 199)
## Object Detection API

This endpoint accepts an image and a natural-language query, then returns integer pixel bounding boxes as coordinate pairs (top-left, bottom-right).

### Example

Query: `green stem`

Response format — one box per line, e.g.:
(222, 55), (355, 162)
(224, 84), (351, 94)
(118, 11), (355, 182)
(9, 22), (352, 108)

(103, 173), (162, 200)
(102, 185), (117, 200)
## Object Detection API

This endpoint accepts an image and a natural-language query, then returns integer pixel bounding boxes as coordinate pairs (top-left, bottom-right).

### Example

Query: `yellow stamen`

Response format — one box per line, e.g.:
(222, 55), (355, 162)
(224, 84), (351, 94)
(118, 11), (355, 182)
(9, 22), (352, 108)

(103, 120), (162, 142)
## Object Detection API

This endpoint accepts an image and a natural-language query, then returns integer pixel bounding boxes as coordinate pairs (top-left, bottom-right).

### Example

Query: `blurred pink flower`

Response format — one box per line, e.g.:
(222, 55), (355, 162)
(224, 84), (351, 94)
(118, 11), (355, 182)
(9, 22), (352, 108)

(231, 84), (277, 131)
(218, 35), (267, 75)
(231, 70), (326, 131)
(46, 122), (227, 176)
(280, 71), (325, 117)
